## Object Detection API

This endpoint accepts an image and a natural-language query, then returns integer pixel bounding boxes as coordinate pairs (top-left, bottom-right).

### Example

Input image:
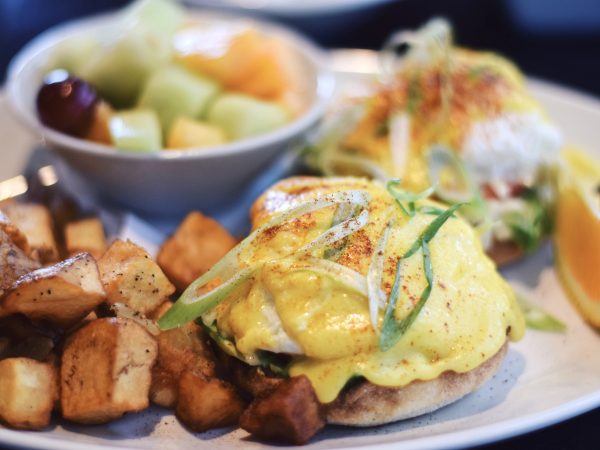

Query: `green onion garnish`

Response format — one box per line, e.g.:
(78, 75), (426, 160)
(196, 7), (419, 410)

(158, 189), (371, 331)
(380, 239), (433, 351)
(402, 202), (464, 259)
(516, 292), (566, 333)
(387, 179), (436, 217)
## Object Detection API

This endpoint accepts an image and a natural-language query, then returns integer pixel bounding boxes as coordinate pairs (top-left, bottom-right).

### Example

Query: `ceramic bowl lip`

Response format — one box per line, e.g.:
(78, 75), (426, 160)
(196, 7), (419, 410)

(6, 9), (335, 162)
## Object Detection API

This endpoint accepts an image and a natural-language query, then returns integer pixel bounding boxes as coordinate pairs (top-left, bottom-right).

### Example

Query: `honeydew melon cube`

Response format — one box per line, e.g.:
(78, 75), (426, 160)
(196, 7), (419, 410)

(80, 30), (172, 108)
(121, 0), (184, 37)
(48, 36), (101, 76)
(109, 109), (162, 152)
(138, 66), (220, 134)
(207, 94), (289, 140)
(167, 116), (227, 149)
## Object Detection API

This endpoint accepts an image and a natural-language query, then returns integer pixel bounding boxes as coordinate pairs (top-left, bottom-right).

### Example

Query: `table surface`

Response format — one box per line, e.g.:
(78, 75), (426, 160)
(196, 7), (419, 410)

(1, 0), (600, 449)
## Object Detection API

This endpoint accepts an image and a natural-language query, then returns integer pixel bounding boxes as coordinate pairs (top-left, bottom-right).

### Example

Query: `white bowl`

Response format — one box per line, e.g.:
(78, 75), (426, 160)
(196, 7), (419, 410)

(6, 10), (334, 215)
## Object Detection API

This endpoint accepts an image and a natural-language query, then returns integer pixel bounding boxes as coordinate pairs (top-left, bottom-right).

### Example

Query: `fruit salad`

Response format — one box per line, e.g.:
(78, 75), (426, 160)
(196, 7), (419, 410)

(36, 0), (303, 152)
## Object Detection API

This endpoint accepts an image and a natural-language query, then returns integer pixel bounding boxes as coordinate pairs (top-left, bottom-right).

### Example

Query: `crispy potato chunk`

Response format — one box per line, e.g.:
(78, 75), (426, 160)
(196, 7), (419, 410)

(0, 358), (57, 430)
(157, 212), (236, 292)
(65, 218), (107, 259)
(61, 317), (158, 424)
(98, 240), (175, 315)
(149, 302), (216, 408)
(239, 376), (325, 445)
(1, 203), (58, 263)
(0, 210), (30, 254)
(1, 253), (105, 327)
(0, 229), (40, 304)
(176, 371), (245, 432)
(226, 356), (284, 399)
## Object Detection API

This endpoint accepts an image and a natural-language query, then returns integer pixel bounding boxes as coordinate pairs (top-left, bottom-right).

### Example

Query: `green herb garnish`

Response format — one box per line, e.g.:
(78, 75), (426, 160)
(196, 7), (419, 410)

(402, 202), (465, 259)
(503, 187), (552, 253)
(515, 293), (566, 333)
(380, 239), (433, 351)
(256, 351), (291, 378)
(379, 193), (464, 351)
(387, 179), (436, 217)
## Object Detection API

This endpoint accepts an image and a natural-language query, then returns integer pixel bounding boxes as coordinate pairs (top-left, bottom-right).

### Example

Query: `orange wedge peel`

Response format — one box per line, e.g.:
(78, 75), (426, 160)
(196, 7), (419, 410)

(554, 148), (600, 327)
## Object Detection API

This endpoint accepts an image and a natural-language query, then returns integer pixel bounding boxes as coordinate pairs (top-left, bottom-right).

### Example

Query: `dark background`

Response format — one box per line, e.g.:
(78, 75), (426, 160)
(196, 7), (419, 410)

(1, 0), (600, 449)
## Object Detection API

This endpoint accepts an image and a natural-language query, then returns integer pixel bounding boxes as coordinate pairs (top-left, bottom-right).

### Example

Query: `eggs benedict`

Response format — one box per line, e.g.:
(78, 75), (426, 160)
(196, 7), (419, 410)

(159, 176), (524, 441)
(308, 19), (561, 264)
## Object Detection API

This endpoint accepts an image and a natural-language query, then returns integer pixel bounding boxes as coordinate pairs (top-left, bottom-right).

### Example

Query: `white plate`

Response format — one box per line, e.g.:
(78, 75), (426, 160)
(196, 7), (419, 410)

(1, 50), (600, 450)
(183, 0), (398, 17)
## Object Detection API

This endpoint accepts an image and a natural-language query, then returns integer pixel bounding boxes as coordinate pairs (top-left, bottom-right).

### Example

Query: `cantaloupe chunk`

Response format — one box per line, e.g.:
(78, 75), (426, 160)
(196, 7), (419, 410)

(167, 116), (226, 149)
(175, 26), (297, 101)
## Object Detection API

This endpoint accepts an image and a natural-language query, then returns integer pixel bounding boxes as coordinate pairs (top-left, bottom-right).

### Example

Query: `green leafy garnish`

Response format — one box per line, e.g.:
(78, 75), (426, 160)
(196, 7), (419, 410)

(503, 188), (552, 253)
(200, 320), (248, 361)
(256, 351), (291, 378)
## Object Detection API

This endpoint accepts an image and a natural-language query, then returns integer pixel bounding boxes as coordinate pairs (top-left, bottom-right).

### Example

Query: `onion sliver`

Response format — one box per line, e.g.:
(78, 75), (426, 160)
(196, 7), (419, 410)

(159, 189), (371, 330)
(367, 220), (394, 330)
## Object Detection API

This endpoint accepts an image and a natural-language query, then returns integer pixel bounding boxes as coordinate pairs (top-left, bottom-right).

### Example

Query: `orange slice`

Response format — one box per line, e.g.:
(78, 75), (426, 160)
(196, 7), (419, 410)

(554, 148), (600, 327)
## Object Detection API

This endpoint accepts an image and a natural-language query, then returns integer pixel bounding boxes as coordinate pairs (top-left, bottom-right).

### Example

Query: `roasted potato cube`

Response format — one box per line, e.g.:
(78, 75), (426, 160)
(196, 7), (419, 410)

(0, 315), (57, 362)
(157, 212), (236, 292)
(3, 336), (55, 362)
(239, 376), (325, 445)
(1, 203), (58, 263)
(150, 365), (178, 409)
(150, 317), (216, 408)
(225, 356), (284, 399)
(98, 240), (175, 315)
(0, 229), (41, 302)
(176, 371), (245, 432)
(1, 253), (105, 327)
(0, 210), (30, 253)
(0, 358), (57, 430)
(148, 301), (172, 321)
(0, 337), (9, 358)
(61, 317), (158, 424)
(65, 218), (107, 259)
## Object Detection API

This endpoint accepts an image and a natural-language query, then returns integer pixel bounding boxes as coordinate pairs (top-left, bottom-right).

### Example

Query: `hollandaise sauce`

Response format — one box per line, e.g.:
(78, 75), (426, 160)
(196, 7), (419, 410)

(206, 177), (525, 403)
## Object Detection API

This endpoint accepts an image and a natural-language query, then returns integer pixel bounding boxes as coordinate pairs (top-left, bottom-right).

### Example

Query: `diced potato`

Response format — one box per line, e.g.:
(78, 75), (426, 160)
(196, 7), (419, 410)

(2, 335), (55, 362)
(98, 240), (175, 314)
(61, 317), (158, 424)
(0, 337), (9, 357)
(1, 253), (106, 327)
(0, 358), (57, 430)
(1, 203), (59, 263)
(0, 210), (30, 253)
(64, 217), (107, 259)
(225, 355), (283, 398)
(0, 229), (41, 303)
(176, 371), (245, 432)
(150, 303), (216, 408)
(148, 300), (172, 321)
(239, 376), (325, 445)
(157, 212), (236, 292)
(150, 365), (177, 408)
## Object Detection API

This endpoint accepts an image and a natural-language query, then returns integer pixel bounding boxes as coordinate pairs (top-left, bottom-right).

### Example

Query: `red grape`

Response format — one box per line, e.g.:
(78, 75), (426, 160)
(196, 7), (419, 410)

(36, 71), (99, 137)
